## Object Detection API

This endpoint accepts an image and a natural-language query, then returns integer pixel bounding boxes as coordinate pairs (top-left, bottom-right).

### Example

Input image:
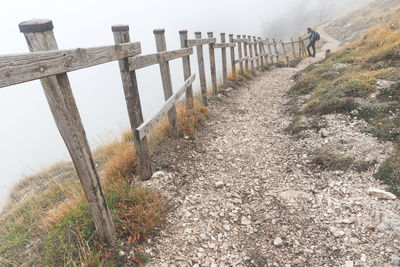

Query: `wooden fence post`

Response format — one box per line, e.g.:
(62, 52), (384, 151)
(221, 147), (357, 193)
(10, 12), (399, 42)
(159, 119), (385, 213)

(248, 36), (254, 71)
(281, 40), (290, 66)
(153, 29), (179, 139)
(19, 19), (116, 245)
(242, 35), (249, 71)
(220, 33), (228, 87)
(207, 32), (217, 95)
(266, 38), (274, 64)
(194, 32), (208, 106)
(262, 40), (269, 65)
(290, 37), (296, 59)
(229, 34), (236, 78)
(236, 35), (244, 75)
(179, 30), (194, 108)
(253, 36), (260, 70)
(257, 37), (265, 69)
(273, 38), (279, 63)
(298, 37), (302, 57)
(302, 39), (307, 57)
(112, 25), (152, 180)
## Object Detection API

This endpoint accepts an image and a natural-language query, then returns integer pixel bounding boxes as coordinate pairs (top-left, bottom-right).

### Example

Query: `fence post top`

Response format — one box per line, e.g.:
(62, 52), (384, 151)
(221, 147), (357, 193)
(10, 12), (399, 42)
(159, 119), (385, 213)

(228, 34), (233, 37)
(153, 28), (165, 34)
(220, 32), (225, 36)
(19, 18), (53, 33)
(179, 29), (188, 34)
(111, 24), (129, 32)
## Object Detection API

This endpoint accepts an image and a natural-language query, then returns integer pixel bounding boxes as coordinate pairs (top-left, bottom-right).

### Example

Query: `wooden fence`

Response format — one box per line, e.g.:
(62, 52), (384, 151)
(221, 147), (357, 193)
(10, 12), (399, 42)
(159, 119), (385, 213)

(0, 18), (308, 244)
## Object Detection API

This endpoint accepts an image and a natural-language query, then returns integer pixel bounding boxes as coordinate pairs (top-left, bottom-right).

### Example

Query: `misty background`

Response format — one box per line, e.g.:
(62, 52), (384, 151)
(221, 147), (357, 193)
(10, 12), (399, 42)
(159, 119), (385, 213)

(0, 0), (372, 207)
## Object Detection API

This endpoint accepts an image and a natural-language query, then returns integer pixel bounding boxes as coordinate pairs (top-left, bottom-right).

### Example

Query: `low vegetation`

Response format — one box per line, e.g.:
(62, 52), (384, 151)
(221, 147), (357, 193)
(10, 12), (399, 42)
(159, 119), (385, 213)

(288, 9), (400, 195)
(0, 96), (210, 265)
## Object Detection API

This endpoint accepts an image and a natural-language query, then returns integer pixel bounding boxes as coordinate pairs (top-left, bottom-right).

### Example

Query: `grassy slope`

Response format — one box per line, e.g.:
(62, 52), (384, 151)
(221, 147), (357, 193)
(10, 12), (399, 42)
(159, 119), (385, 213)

(0, 97), (210, 266)
(289, 9), (400, 195)
(325, 0), (400, 44)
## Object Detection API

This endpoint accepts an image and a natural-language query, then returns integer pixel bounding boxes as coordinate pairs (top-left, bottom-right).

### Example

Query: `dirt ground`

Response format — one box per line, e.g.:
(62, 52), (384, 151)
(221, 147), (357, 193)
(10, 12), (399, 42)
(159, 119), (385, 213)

(135, 27), (400, 267)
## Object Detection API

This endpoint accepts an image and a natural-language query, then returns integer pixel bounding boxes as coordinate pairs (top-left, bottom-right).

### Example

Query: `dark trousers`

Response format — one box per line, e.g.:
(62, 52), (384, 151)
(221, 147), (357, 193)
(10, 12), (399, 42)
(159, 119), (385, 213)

(307, 41), (316, 57)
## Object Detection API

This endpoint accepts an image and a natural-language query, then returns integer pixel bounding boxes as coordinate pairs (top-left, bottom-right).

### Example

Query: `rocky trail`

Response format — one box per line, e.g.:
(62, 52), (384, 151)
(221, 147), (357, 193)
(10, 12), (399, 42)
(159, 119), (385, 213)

(136, 27), (400, 266)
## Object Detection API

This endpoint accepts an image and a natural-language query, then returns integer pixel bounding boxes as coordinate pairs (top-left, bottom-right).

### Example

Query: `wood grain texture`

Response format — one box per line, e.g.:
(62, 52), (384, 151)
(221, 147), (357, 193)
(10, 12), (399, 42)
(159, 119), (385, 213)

(214, 43), (235, 48)
(137, 74), (196, 140)
(22, 24), (117, 245)
(186, 38), (216, 46)
(248, 36), (254, 71)
(236, 35), (244, 74)
(207, 32), (217, 95)
(266, 38), (274, 64)
(234, 56), (249, 64)
(128, 47), (192, 71)
(272, 39), (279, 62)
(113, 27), (152, 181)
(154, 29), (179, 139)
(290, 37), (296, 59)
(220, 33), (228, 86)
(195, 32), (208, 106)
(253, 36), (260, 69)
(179, 30), (194, 108)
(0, 42), (141, 88)
(281, 40), (290, 66)
(257, 37), (265, 69)
(242, 35), (249, 71)
(229, 34), (236, 78)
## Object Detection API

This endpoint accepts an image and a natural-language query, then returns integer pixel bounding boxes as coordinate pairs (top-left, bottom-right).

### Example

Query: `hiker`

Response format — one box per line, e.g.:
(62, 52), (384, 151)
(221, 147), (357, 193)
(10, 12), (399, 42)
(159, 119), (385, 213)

(304, 27), (317, 57)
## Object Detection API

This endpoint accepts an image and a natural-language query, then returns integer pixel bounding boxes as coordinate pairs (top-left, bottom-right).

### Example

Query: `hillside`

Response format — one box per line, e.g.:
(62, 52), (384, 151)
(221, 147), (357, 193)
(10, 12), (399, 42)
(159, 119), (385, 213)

(325, 0), (400, 44)
(290, 8), (400, 195)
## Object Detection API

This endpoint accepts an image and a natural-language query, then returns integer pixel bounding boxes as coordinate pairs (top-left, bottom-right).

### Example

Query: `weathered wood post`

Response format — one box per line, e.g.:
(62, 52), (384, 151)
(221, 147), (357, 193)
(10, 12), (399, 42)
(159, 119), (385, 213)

(298, 37), (303, 57)
(220, 33), (228, 87)
(273, 38), (279, 63)
(290, 37), (296, 59)
(302, 39), (307, 57)
(248, 36), (254, 71)
(253, 36), (260, 70)
(281, 40), (290, 67)
(195, 32), (208, 106)
(242, 35), (249, 71)
(19, 19), (116, 245)
(112, 25), (152, 180)
(236, 35), (244, 75)
(179, 30), (194, 108)
(257, 37), (265, 69)
(207, 32), (217, 95)
(229, 34), (236, 78)
(153, 29), (179, 139)
(266, 38), (274, 64)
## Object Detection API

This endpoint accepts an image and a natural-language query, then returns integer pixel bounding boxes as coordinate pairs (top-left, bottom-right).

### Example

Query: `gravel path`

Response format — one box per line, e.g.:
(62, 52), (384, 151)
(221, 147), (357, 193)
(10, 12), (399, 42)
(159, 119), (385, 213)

(136, 36), (400, 267)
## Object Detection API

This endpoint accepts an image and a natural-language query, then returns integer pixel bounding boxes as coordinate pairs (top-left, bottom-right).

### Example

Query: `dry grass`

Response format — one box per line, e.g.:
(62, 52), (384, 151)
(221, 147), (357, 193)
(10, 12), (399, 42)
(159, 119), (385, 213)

(0, 91), (212, 265)
(288, 9), (400, 196)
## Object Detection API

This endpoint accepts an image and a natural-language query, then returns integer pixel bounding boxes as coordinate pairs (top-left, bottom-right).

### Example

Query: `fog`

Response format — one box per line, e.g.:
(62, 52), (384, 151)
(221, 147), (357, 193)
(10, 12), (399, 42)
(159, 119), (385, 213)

(0, 0), (371, 205)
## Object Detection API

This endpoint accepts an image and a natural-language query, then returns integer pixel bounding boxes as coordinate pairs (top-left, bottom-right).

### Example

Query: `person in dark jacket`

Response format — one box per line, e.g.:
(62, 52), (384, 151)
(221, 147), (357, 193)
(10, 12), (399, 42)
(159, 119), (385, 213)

(304, 27), (316, 57)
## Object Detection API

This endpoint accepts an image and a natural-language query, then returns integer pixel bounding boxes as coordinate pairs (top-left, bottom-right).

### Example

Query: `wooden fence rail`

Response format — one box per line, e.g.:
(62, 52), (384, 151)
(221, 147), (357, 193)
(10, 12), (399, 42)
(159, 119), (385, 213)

(1, 18), (308, 245)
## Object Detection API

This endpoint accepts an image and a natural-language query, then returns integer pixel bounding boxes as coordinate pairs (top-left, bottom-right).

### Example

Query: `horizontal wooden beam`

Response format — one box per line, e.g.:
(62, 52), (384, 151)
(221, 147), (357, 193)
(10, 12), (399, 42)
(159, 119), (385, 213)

(137, 74), (196, 140)
(186, 38), (216, 46)
(0, 42), (141, 88)
(214, 43), (236, 48)
(128, 47), (193, 71)
(234, 56), (249, 64)
(232, 38), (244, 43)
